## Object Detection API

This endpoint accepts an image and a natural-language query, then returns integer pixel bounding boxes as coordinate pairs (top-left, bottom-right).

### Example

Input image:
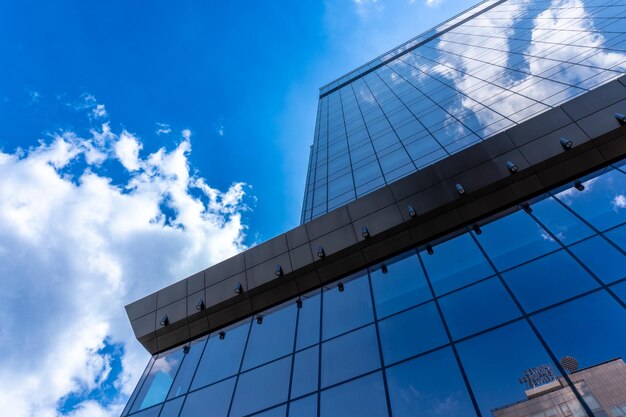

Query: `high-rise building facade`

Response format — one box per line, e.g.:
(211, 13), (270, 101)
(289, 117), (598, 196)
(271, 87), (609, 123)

(122, 1), (626, 417)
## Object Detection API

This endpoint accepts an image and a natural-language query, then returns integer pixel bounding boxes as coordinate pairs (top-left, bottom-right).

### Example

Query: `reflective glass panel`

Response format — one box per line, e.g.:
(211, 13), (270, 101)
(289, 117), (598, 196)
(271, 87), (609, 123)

(289, 394), (317, 417)
(159, 396), (184, 417)
(322, 273), (374, 340)
(320, 372), (389, 417)
(457, 321), (563, 417)
(569, 236), (626, 284)
(475, 211), (560, 271)
(531, 196), (595, 244)
(291, 346), (319, 399)
(502, 250), (598, 313)
(378, 301), (448, 364)
(370, 252), (431, 319)
(191, 321), (250, 390)
(296, 293), (321, 350)
(230, 357), (292, 417)
(242, 304), (297, 370)
(386, 347), (476, 417)
(131, 348), (184, 412)
(606, 224), (626, 252)
(421, 233), (494, 294)
(254, 405), (286, 417)
(321, 325), (380, 387)
(167, 337), (207, 400)
(611, 281), (626, 304)
(179, 377), (235, 417)
(531, 291), (626, 370)
(439, 277), (521, 340)
(555, 169), (626, 231)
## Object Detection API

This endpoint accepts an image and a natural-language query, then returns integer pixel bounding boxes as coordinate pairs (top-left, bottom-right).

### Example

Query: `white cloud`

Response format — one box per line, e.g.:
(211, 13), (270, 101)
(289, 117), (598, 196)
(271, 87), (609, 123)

(92, 104), (108, 119)
(114, 131), (143, 171)
(612, 194), (626, 211)
(425, 0), (443, 7)
(155, 123), (172, 135)
(0, 120), (249, 417)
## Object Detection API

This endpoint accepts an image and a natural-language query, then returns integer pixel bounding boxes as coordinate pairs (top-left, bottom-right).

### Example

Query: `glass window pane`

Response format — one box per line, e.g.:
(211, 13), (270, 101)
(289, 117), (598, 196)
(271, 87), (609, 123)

(254, 405), (287, 417)
(179, 377), (235, 417)
(569, 236), (626, 284)
(386, 347), (476, 417)
(421, 233), (494, 294)
(610, 281), (626, 304)
(296, 292), (321, 350)
(291, 346), (319, 399)
(476, 211), (560, 271)
(289, 394), (317, 417)
(370, 252), (432, 319)
(131, 348), (185, 412)
(322, 273), (374, 340)
(531, 291), (626, 370)
(191, 321), (250, 390)
(531, 196), (595, 244)
(439, 277), (521, 340)
(122, 356), (155, 416)
(321, 325), (380, 387)
(555, 169), (626, 231)
(243, 304), (297, 370)
(320, 372), (389, 417)
(230, 357), (292, 417)
(167, 337), (207, 400)
(606, 224), (626, 251)
(378, 301), (448, 364)
(160, 396), (184, 417)
(457, 321), (564, 417)
(502, 250), (598, 313)
(129, 405), (161, 417)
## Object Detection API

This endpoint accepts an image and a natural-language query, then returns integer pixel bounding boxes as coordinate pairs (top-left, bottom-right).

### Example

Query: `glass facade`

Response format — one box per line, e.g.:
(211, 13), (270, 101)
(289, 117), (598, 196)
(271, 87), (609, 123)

(122, 162), (626, 417)
(301, 0), (626, 222)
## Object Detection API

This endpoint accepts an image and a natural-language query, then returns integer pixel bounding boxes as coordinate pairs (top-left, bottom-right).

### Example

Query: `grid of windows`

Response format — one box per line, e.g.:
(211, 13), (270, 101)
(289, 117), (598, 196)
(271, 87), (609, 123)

(123, 162), (626, 417)
(301, 0), (626, 223)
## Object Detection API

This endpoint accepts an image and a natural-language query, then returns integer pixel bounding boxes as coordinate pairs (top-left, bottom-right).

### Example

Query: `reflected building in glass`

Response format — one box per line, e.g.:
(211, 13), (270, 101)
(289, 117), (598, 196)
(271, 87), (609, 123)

(122, 1), (626, 417)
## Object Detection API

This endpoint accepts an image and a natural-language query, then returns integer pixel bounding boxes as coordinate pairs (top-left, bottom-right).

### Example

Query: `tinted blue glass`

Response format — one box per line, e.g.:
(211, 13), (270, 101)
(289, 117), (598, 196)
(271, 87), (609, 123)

(230, 357), (292, 417)
(191, 321), (250, 390)
(439, 277), (521, 340)
(321, 325), (380, 387)
(254, 405), (287, 417)
(131, 348), (184, 412)
(320, 372), (389, 417)
(421, 233), (494, 294)
(611, 277), (626, 305)
(167, 337), (207, 399)
(129, 405), (161, 417)
(159, 396), (184, 417)
(502, 250), (598, 313)
(531, 196), (595, 244)
(291, 346), (318, 399)
(370, 252), (431, 318)
(569, 236), (626, 284)
(606, 224), (626, 251)
(555, 169), (626, 231)
(531, 291), (626, 370)
(289, 394), (317, 417)
(179, 377), (235, 417)
(457, 321), (559, 417)
(476, 211), (559, 271)
(386, 347), (476, 417)
(242, 304), (297, 370)
(378, 301), (448, 364)
(322, 273), (374, 340)
(122, 356), (155, 416)
(296, 293), (320, 350)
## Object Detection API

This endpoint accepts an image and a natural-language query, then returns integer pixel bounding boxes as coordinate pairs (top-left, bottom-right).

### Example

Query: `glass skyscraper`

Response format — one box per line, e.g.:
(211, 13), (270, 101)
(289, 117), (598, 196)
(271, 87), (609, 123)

(122, 1), (626, 417)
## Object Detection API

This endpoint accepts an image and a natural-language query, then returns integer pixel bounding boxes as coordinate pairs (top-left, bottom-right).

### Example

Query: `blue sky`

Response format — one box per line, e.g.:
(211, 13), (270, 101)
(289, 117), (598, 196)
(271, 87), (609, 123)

(0, 0), (475, 242)
(0, 1), (479, 416)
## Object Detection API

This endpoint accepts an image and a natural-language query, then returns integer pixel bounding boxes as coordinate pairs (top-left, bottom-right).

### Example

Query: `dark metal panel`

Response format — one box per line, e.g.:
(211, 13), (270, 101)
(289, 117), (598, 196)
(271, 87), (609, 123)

(155, 298), (188, 336)
(352, 204), (404, 242)
(346, 186), (395, 221)
(204, 272), (247, 307)
(507, 107), (573, 147)
(245, 252), (292, 290)
(130, 312), (157, 342)
(518, 123), (590, 165)
(305, 206), (352, 240)
(577, 99), (626, 139)
(204, 253), (246, 287)
(290, 244), (314, 270)
(125, 293), (157, 321)
(309, 224), (358, 258)
(561, 79), (626, 120)
(286, 224), (309, 249)
(244, 234), (288, 268)
(187, 271), (205, 296)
